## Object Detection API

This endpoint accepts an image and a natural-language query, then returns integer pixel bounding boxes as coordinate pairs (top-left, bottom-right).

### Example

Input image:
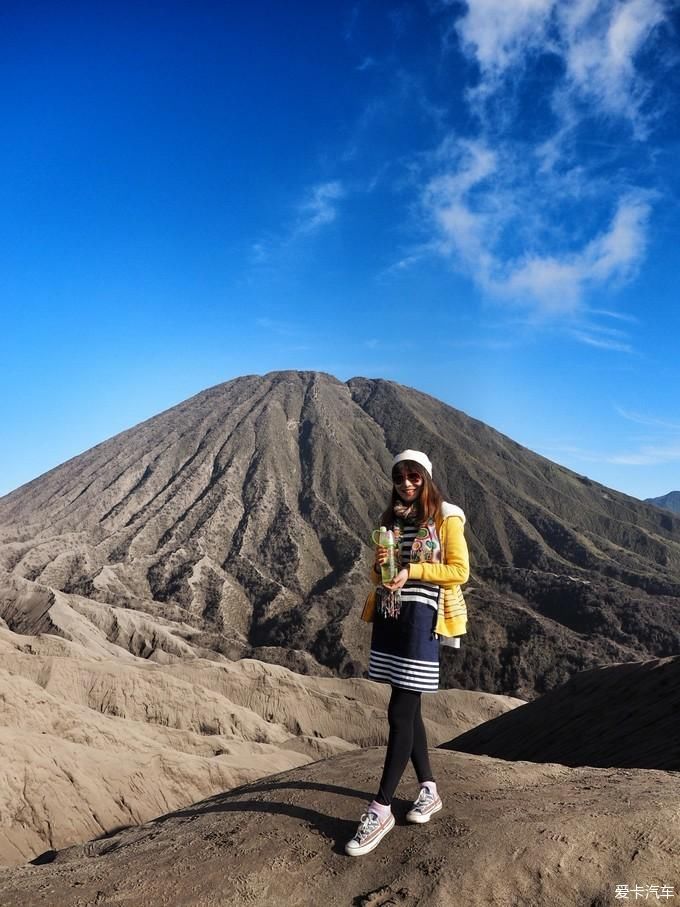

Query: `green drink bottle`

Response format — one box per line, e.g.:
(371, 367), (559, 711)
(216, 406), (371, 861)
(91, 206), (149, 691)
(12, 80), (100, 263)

(379, 527), (397, 583)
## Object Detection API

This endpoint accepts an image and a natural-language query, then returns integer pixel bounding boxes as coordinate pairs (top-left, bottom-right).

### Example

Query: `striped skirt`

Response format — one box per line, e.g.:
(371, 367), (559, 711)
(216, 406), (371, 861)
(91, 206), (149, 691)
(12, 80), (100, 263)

(368, 599), (440, 692)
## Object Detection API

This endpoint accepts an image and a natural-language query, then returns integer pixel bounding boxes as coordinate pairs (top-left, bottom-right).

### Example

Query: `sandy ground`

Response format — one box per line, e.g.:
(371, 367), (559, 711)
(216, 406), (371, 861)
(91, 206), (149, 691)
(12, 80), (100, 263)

(1, 747), (678, 907)
(0, 623), (520, 867)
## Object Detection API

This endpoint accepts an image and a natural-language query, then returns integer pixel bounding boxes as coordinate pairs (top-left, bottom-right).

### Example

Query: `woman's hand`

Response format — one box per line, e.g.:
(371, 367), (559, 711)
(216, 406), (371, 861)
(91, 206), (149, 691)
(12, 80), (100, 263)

(383, 568), (409, 591)
(375, 546), (388, 565)
(374, 546), (388, 573)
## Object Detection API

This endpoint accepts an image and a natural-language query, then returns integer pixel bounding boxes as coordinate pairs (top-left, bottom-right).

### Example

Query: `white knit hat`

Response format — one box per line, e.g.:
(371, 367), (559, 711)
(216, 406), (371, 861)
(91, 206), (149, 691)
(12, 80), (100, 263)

(392, 449), (433, 478)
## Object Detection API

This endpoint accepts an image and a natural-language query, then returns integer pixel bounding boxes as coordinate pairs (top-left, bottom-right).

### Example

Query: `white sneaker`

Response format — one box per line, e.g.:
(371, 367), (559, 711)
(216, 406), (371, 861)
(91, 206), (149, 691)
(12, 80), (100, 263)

(345, 810), (395, 857)
(405, 786), (443, 824)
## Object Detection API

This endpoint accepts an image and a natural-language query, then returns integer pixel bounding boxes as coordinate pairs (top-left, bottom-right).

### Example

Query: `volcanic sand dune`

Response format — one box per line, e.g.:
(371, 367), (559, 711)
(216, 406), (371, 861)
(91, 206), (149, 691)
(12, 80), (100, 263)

(445, 654), (680, 771)
(1, 748), (678, 907)
(0, 623), (520, 867)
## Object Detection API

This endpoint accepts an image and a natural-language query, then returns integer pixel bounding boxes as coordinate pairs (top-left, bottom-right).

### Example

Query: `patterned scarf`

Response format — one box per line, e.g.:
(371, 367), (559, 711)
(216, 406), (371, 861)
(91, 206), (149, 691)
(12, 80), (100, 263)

(393, 500), (417, 521)
(393, 517), (442, 568)
(376, 510), (442, 619)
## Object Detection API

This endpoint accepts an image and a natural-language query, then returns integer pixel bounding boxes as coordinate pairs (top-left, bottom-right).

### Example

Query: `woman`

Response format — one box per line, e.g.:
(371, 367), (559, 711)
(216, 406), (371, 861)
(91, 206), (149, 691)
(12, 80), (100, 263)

(345, 449), (469, 857)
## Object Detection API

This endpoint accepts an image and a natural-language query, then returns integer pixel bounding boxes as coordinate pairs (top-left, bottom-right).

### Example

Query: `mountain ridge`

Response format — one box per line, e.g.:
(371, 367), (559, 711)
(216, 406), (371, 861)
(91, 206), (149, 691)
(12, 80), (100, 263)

(646, 490), (680, 514)
(1, 370), (679, 698)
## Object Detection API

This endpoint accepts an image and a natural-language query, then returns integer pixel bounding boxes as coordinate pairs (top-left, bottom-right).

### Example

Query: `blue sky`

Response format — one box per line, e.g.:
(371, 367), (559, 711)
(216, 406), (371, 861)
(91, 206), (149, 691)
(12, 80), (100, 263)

(2, 0), (679, 501)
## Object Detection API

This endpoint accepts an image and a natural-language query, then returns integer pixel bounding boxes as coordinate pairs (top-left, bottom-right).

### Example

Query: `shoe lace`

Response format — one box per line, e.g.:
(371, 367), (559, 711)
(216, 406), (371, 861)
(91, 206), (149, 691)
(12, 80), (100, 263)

(414, 787), (433, 808)
(354, 811), (380, 841)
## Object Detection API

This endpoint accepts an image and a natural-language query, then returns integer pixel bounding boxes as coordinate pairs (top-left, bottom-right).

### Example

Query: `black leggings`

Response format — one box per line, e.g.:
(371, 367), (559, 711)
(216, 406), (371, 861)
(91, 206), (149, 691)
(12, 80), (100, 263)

(376, 687), (434, 806)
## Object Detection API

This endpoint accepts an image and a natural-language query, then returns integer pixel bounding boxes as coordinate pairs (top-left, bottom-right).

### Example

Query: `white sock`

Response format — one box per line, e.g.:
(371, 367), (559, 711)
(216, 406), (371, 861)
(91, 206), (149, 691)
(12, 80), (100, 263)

(422, 781), (437, 797)
(368, 799), (391, 818)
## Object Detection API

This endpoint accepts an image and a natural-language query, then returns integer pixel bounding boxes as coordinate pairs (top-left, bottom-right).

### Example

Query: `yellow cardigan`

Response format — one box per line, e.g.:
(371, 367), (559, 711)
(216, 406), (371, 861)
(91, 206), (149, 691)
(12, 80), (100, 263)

(361, 502), (470, 638)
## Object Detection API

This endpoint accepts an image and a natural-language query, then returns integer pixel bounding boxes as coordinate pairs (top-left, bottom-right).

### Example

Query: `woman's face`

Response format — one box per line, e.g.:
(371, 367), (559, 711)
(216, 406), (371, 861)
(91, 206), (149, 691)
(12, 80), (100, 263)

(392, 466), (424, 504)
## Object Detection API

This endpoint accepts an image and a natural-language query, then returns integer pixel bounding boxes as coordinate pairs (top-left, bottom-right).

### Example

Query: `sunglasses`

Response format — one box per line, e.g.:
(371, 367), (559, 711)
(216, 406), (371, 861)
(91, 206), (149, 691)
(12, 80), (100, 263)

(392, 472), (423, 486)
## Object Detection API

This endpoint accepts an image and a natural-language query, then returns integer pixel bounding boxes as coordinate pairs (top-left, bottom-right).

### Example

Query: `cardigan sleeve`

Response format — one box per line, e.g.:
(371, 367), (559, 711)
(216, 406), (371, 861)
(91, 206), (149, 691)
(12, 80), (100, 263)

(407, 516), (469, 585)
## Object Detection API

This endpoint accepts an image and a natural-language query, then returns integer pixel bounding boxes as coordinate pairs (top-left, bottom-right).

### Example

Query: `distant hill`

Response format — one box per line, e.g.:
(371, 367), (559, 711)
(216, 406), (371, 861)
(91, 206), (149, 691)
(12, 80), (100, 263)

(1, 370), (680, 698)
(646, 491), (680, 514)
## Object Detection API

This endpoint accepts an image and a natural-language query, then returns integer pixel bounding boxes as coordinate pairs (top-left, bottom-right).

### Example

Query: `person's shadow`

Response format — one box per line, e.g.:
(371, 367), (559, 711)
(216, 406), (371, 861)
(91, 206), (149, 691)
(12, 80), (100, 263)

(81, 779), (411, 859)
(157, 779), (391, 856)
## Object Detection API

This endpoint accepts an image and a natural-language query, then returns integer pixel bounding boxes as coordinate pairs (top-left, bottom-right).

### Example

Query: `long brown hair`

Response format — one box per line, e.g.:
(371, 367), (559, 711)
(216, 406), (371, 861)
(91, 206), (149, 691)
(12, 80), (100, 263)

(381, 460), (443, 527)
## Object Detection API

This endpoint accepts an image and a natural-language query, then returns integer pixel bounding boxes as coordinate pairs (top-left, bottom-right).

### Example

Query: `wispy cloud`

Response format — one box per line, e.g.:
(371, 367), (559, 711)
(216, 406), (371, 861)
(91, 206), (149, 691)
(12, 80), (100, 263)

(498, 192), (652, 312)
(589, 308), (640, 323)
(540, 403), (680, 466)
(378, 239), (442, 280)
(250, 241), (269, 265)
(357, 56), (377, 72)
(538, 441), (680, 466)
(605, 442), (680, 466)
(296, 181), (345, 235)
(385, 1), (675, 336)
(615, 407), (680, 431)
(558, 0), (668, 134)
(455, 0), (554, 82)
(419, 135), (653, 316)
(455, 0), (669, 133)
(568, 319), (637, 353)
(249, 180), (346, 269)
(569, 331), (634, 353)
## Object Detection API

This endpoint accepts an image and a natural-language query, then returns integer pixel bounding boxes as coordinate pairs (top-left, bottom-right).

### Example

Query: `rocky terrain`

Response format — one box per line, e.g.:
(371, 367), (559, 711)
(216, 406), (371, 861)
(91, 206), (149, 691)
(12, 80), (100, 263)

(1, 371), (679, 699)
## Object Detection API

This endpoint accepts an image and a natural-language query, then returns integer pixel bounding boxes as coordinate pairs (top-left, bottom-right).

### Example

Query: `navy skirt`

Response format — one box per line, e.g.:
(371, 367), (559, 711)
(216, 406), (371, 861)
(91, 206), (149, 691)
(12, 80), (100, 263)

(368, 599), (440, 692)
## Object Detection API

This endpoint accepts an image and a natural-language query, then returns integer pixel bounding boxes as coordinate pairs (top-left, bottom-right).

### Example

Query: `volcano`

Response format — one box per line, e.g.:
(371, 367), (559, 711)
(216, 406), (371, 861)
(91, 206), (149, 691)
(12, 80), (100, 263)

(1, 370), (679, 698)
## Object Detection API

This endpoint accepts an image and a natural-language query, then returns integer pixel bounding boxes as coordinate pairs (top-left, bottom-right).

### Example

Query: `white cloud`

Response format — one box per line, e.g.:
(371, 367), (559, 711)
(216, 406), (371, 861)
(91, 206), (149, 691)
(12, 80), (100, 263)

(559, 0), (668, 131)
(383, 249), (429, 273)
(249, 180), (346, 266)
(583, 193), (652, 281)
(420, 2), (669, 327)
(615, 408), (680, 431)
(455, 0), (554, 77)
(454, 0), (669, 130)
(498, 258), (584, 313)
(297, 181), (345, 234)
(357, 56), (377, 71)
(420, 135), (652, 315)
(250, 242), (268, 264)
(589, 308), (640, 323)
(538, 441), (680, 466)
(495, 192), (651, 311)
(605, 401), (680, 463)
(545, 403), (680, 466)
(421, 138), (500, 281)
(607, 443), (680, 465)
(569, 330), (634, 352)
(571, 318), (634, 346)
